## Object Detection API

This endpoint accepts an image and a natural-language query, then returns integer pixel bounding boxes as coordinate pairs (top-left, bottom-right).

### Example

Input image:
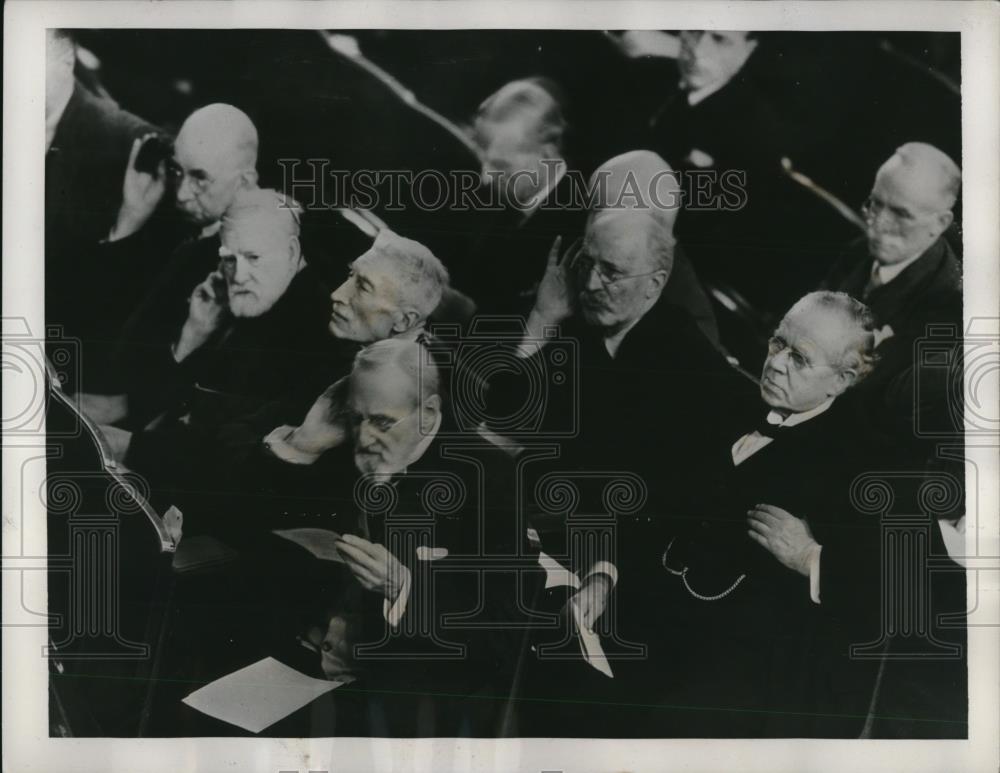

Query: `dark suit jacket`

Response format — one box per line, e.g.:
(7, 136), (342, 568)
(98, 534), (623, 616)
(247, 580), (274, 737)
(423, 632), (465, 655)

(227, 423), (543, 734)
(45, 81), (160, 391)
(821, 236), (963, 460)
(123, 265), (340, 509)
(663, 395), (894, 736)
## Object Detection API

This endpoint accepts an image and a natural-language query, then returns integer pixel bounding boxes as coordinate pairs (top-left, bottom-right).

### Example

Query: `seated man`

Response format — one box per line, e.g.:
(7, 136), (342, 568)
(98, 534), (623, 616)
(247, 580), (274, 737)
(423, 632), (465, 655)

(587, 149), (721, 347)
(102, 188), (335, 497)
(453, 77), (589, 315)
(658, 291), (890, 737)
(79, 102), (263, 415)
(237, 338), (542, 735)
(821, 142), (962, 463)
(484, 190), (757, 736)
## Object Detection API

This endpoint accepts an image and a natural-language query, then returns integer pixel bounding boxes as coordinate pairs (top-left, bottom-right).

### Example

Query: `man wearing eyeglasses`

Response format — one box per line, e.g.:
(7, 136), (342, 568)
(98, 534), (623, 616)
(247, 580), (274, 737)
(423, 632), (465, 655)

(654, 291), (891, 737)
(820, 142), (962, 462)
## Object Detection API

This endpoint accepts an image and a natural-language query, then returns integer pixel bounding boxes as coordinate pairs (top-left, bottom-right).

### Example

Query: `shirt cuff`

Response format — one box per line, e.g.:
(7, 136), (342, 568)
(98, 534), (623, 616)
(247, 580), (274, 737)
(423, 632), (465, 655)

(262, 425), (323, 465)
(382, 569), (412, 629)
(584, 561), (618, 588)
(807, 544), (822, 604)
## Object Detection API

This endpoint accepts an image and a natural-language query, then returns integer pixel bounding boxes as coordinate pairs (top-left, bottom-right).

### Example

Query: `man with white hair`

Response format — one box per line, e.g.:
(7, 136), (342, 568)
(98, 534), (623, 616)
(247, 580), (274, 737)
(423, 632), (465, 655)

(821, 142), (962, 458)
(236, 337), (540, 735)
(651, 291), (893, 736)
(104, 188), (335, 481)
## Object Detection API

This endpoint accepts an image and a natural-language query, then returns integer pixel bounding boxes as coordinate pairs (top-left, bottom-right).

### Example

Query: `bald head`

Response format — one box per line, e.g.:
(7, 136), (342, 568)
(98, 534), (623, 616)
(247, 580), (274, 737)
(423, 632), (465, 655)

(173, 104), (259, 225)
(866, 142), (960, 265)
(588, 149), (681, 229)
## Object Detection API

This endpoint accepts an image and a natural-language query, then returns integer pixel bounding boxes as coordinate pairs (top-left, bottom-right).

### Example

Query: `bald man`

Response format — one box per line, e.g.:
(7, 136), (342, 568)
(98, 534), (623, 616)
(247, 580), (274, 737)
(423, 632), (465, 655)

(587, 149), (721, 346)
(820, 142), (962, 459)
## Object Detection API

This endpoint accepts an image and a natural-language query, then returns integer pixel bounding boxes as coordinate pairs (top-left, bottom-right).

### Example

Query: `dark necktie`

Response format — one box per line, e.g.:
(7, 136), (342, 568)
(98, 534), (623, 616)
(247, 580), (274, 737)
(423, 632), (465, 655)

(754, 415), (783, 439)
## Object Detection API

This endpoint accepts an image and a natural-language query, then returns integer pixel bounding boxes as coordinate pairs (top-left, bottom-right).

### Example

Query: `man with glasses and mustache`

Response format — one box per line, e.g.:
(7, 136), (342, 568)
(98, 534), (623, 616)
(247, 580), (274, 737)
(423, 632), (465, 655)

(820, 142), (962, 462)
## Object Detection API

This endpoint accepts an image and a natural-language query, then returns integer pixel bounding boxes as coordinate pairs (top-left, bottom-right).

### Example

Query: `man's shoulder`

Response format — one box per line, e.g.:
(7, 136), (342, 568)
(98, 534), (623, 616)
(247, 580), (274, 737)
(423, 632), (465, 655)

(60, 82), (159, 152)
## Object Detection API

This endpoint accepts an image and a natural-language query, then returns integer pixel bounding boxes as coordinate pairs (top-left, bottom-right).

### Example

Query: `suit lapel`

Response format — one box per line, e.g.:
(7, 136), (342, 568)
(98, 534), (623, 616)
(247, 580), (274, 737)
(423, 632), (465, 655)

(865, 238), (946, 324)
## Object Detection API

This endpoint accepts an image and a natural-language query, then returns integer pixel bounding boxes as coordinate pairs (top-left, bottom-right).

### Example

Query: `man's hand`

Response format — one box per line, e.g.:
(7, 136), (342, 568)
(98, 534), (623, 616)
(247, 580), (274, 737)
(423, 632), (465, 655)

(173, 271), (228, 362)
(109, 134), (168, 242)
(98, 424), (133, 464)
(520, 236), (581, 357)
(747, 503), (820, 576)
(336, 534), (411, 602)
(285, 377), (351, 456)
(566, 572), (612, 631)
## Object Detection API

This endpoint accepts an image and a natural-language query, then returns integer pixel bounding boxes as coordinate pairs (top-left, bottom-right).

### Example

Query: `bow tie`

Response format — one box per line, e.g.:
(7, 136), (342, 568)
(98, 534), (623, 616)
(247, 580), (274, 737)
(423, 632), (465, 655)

(754, 415), (784, 439)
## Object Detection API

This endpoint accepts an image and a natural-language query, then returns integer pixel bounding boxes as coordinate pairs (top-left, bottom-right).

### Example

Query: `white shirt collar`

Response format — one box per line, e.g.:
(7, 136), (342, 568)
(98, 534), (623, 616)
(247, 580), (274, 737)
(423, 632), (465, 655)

(685, 78), (729, 107)
(46, 79), (75, 152)
(873, 249), (925, 286)
(519, 160), (567, 221)
(765, 396), (836, 429)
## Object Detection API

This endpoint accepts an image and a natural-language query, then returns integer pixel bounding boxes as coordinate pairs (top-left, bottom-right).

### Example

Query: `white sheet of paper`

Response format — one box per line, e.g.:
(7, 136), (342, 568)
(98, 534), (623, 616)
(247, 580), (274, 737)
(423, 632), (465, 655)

(273, 528), (344, 563)
(537, 550), (581, 590)
(181, 657), (344, 733)
(571, 602), (614, 679)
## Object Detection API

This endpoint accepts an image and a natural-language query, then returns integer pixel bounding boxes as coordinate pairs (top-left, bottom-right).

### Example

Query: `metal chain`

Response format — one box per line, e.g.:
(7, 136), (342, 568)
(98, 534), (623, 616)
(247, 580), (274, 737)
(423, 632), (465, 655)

(661, 538), (747, 601)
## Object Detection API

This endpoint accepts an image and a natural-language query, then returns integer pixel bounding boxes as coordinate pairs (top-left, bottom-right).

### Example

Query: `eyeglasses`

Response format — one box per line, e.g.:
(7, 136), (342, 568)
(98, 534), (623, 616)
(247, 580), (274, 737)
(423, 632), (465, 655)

(861, 196), (942, 231)
(574, 254), (662, 290)
(167, 160), (215, 194)
(347, 408), (413, 436)
(766, 335), (837, 373)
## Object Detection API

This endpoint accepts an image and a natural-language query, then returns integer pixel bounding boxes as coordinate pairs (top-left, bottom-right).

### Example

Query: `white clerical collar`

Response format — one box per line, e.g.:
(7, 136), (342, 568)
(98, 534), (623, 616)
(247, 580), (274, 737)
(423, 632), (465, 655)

(46, 79), (75, 152)
(765, 397), (836, 429)
(519, 160), (567, 222)
(873, 248), (926, 286)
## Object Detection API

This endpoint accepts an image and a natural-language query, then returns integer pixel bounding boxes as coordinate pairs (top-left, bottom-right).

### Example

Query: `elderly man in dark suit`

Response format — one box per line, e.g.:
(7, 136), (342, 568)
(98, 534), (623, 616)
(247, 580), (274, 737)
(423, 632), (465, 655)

(821, 142), (962, 460)
(231, 337), (542, 735)
(656, 291), (895, 737)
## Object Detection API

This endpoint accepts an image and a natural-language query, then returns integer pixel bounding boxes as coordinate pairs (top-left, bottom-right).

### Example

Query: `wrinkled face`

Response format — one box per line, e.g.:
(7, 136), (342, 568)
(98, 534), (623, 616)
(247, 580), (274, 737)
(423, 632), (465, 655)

(678, 30), (758, 93)
(219, 217), (300, 317)
(760, 302), (854, 414)
(171, 132), (248, 225)
(864, 165), (954, 265)
(476, 119), (548, 209)
(577, 217), (664, 335)
(329, 252), (406, 343)
(348, 367), (428, 477)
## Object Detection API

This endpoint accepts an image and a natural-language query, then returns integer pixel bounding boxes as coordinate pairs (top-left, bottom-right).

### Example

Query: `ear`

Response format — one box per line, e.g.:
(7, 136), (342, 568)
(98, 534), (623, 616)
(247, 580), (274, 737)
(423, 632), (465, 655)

(830, 367), (858, 397)
(391, 308), (422, 335)
(646, 269), (669, 299)
(239, 169), (259, 190)
(288, 235), (303, 267)
(934, 209), (954, 236)
(420, 393), (442, 434)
